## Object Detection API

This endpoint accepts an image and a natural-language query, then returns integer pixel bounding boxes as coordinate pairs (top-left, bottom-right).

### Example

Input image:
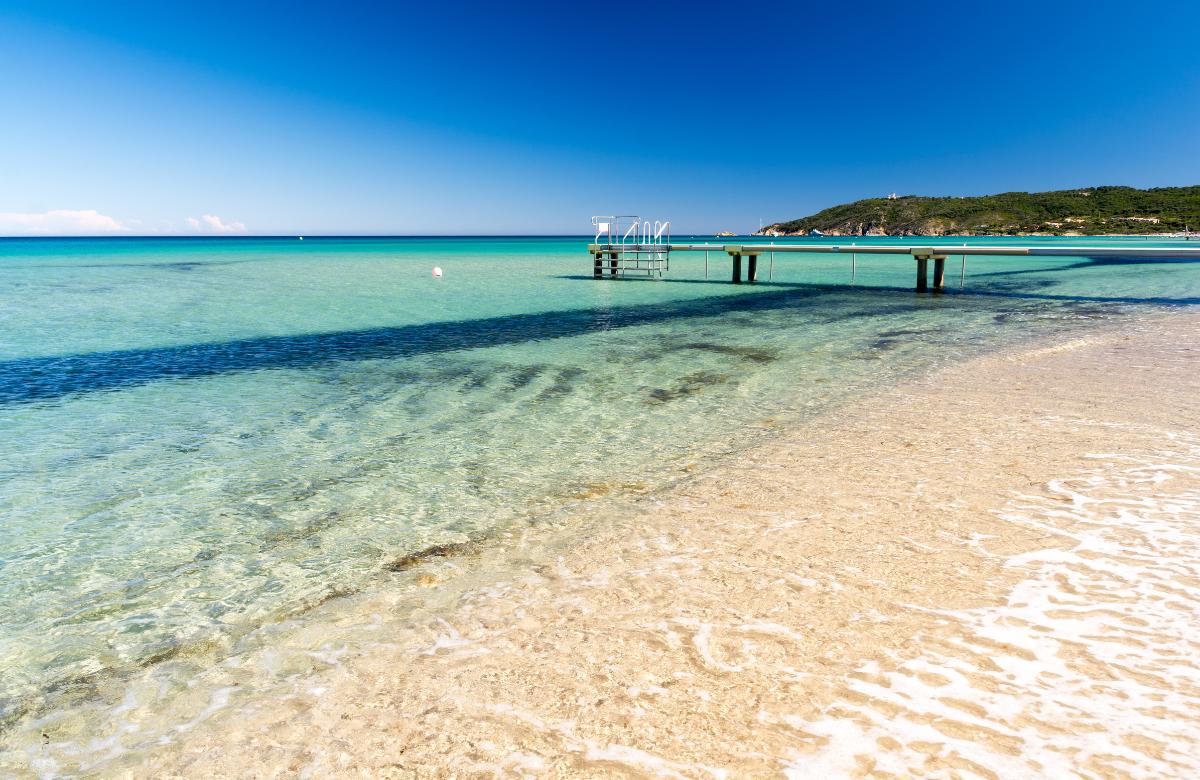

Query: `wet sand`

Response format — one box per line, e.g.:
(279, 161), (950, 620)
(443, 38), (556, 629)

(136, 313), (1200, 778)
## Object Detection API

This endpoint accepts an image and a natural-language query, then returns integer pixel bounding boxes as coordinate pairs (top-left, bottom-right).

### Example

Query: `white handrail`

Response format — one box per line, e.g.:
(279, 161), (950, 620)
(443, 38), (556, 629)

(591, 215), (614, 244)
(592, 215), (643, 246)
(621, 220), (640, 253)
(590, 215), (668, 248)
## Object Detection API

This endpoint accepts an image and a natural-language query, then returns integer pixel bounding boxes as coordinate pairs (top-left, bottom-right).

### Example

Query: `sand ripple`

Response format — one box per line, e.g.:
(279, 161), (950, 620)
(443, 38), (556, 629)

(796, 436), (1200, 778)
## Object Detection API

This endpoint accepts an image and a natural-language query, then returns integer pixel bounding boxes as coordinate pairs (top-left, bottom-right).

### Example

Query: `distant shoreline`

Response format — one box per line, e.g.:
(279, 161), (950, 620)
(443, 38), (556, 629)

(753, 230), (1198, 238)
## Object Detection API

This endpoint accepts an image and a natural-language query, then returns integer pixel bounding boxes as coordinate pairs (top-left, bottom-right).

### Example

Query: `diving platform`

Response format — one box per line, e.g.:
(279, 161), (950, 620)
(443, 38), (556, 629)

(587, 220), (1200, 291)
(590, 216), (675, 278)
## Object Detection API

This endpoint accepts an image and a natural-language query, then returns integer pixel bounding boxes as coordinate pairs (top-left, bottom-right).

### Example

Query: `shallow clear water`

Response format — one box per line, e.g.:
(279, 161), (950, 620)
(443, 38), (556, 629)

(1, 235), (1198, 767)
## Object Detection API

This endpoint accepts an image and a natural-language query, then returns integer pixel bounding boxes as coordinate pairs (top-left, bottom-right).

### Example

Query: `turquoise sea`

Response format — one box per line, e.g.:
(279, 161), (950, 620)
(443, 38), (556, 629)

(1, 235), (1198, 772)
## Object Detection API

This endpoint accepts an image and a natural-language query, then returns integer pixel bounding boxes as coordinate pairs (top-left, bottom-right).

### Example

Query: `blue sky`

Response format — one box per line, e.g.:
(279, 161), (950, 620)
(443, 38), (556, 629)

(2, 0), (1198, 235)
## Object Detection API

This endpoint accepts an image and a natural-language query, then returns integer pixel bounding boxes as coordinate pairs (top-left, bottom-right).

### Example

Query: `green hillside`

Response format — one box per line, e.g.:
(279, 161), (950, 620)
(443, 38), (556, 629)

(759, 186), (1200, 236)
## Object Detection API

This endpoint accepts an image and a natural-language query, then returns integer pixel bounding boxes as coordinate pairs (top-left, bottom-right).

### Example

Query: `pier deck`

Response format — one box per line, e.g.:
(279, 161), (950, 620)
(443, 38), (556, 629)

(587, 242), (1200, 291)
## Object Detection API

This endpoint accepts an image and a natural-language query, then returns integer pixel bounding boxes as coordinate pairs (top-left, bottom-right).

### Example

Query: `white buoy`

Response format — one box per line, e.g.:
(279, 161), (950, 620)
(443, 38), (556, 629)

(432, 266), (443, 278)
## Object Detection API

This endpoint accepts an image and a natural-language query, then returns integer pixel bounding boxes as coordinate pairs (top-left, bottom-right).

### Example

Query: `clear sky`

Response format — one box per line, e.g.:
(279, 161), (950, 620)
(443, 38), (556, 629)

(2, 0), (1199, 235)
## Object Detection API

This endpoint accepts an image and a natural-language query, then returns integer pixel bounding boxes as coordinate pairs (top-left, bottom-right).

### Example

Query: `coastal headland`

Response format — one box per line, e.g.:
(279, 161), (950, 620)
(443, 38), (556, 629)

(757, 185), (1200, 237)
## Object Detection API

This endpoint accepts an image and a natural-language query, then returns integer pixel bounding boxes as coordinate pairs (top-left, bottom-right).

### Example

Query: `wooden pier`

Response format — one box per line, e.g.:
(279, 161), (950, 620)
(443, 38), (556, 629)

(587, 242), (1200, 291)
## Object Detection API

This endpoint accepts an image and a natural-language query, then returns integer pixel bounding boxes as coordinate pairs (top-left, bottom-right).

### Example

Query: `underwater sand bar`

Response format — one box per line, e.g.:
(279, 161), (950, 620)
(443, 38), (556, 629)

(139, 312), (1200, 778)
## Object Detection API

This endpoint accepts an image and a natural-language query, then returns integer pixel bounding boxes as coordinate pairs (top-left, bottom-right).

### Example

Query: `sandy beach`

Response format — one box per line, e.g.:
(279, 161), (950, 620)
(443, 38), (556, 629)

(110, 311), (1200, 779)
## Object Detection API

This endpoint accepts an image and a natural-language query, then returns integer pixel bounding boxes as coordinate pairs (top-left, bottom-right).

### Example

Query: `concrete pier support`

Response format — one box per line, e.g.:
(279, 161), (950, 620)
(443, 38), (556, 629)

(911, 248), (948, 292)
(747, 254), (758, 282)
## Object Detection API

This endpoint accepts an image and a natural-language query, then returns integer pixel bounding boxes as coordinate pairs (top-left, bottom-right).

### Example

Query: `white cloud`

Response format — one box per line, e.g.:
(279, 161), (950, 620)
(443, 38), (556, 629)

(0, 209), (127, 235)
(188, 214), (246, 234)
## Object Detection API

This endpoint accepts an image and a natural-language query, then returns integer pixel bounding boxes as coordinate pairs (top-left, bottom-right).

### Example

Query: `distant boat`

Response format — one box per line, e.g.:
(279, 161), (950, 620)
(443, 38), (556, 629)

(809, 229), (825, 237)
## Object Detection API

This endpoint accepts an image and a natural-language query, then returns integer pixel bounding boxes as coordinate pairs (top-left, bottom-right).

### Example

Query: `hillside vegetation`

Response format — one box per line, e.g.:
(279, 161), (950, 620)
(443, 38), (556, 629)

(758, 186), (1200, 236)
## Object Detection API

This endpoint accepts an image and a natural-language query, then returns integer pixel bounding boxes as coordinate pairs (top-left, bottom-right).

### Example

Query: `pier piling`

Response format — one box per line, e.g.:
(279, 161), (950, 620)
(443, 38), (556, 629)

(910, 248), (948, 292)
(915, 258), (929, 292)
